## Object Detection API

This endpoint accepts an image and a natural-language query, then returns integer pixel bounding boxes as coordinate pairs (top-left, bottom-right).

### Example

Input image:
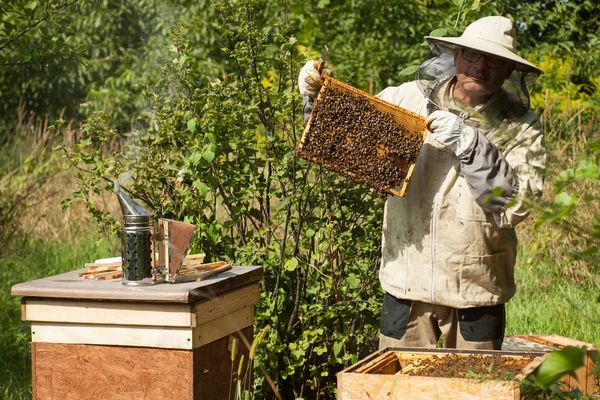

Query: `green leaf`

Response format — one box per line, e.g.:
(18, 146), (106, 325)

(289, 342), (305, 359)
(429, 28), (449, 37)
(61, 198), (72, 212)
(553, 168), (575, 193)
(202, 147), (215, 163)
(206, 132), (217, 144)
(24, 1), (38, 10)
(399, 65), (419, 77)
(187, 118), (197, 134)
(317, 0), (330, 7)
(192, 181), (209, 196)
(534, 192), (578, 228)
(333, 341), (343, 357)
(276, 197), (290, 211)
(575, 159), (599, 182)
(535, 346), (586, 390)
(188, 151), (202, 165)
(284, 257), (298, 272)
(470, 0), (481, 10)
(554, 192), (577, 208)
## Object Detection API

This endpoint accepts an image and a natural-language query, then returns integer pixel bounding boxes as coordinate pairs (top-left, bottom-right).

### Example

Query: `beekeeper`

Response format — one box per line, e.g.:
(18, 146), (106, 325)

(298, 16), (546, 350)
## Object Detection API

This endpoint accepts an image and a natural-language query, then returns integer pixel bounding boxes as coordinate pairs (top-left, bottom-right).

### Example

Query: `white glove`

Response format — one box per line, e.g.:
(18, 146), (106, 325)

(298, 60), (331, 97)
(426, 110), (477, 156)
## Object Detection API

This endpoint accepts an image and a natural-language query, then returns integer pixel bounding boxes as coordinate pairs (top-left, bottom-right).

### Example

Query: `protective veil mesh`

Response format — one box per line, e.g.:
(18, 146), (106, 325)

(415, 41), (540, 120)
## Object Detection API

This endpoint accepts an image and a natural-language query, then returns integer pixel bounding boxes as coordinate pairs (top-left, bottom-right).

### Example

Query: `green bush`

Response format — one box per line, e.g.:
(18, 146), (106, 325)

(63, 1), (385, 397)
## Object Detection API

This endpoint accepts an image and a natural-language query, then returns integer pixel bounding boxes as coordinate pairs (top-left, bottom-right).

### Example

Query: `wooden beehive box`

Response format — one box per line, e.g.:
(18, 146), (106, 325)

(338, 336), (599, 400)
(338, 348), (545, 400)
(296, 76), (427, 197)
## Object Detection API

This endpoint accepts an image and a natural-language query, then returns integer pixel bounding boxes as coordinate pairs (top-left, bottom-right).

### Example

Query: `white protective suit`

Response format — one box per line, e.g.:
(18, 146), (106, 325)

(376, 77), (546, 308)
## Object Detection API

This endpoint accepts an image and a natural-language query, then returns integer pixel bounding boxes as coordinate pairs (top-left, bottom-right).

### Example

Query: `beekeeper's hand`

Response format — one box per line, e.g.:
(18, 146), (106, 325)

(426, 110), (477, 156)
(298, 60), (331, 97)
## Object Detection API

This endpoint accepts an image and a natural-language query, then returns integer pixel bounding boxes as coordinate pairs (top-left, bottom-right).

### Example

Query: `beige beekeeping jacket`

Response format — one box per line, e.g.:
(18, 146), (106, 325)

(377, 79), (545, 308)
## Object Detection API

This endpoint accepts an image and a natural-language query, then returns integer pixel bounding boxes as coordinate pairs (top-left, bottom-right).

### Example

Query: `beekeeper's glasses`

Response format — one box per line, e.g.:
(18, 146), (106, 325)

(461, 48), (506, 69)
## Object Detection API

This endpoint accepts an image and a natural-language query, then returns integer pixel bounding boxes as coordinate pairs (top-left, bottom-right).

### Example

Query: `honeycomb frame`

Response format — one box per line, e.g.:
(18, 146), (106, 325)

(297, 76), (427, 197)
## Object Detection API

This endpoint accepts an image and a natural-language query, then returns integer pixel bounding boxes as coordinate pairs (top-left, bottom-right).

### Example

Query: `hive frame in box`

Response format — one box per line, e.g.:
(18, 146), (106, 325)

(297, 76), (428, 197)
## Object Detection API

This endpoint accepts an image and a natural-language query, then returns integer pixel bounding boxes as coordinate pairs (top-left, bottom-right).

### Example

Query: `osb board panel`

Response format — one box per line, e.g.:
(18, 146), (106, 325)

(193, 326), (253, 400)
(32, 342), (193, 400)
(337, 373), (519, 400)
(11, 265), (263, 303)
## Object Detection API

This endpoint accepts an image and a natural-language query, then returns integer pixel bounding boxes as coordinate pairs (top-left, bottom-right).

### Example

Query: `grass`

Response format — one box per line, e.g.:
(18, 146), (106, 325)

(0, 233), (113, 400)
(507, 254), (600, 345)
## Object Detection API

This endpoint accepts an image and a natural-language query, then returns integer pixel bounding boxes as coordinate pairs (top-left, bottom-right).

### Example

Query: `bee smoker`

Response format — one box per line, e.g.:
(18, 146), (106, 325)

(116, 189), (154, 286)
(115, 184), (198, 285)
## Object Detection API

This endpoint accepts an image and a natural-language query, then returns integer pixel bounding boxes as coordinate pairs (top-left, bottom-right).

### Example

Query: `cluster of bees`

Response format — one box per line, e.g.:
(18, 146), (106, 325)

(400, 354), (535, 379)
(297, 84), (424, 198)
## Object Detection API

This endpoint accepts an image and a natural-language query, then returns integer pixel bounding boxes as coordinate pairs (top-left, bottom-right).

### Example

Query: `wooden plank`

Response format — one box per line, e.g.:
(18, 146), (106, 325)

(32, 342), (193, 400)
(86, 270), (122, 280)
(31, 322), (195, 350)
(23, 284), (259, 328)
(85, 261), (122, 270)
(186, 253), (206, 260)
(23, 299), (194, 327)
(11, 265), (263, 303)
(195, 264), (232, 281)
(193, 283), (260, 326)
(80, 264), (121, 274)
(354, 351), (399, 373)
(337, 373), (518, 400)
(192, 305), (254, 349)
(30, 305), (254, 350)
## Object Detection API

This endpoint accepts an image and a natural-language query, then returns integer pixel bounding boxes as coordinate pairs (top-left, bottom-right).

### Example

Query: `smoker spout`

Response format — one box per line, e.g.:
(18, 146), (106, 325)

(116, 190), (152, 217)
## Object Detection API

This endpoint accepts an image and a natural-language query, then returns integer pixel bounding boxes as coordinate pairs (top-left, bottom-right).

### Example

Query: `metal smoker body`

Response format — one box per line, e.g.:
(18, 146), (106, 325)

(116, 190), (154, 285)
(116, 189), (198, 284)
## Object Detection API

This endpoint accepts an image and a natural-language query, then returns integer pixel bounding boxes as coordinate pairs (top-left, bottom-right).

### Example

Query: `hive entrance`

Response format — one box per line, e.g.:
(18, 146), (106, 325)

(296, 77), (427, 197)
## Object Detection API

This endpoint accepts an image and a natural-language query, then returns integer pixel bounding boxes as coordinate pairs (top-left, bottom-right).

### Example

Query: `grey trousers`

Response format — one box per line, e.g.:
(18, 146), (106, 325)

(378, 294), (505, 350)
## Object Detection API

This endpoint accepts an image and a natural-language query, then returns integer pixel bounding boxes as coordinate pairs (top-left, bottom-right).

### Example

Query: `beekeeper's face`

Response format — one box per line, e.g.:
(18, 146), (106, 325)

(453, 47), (515, 104)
